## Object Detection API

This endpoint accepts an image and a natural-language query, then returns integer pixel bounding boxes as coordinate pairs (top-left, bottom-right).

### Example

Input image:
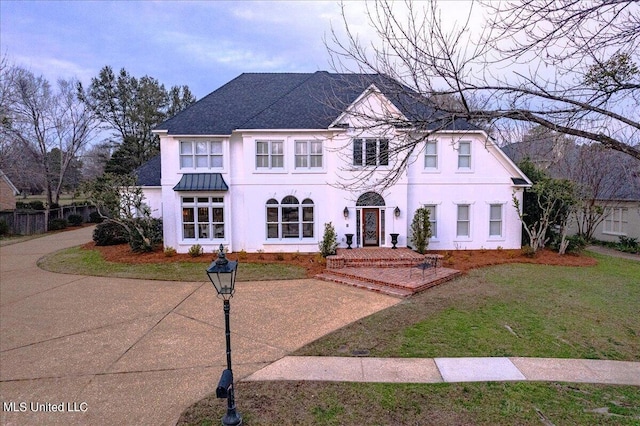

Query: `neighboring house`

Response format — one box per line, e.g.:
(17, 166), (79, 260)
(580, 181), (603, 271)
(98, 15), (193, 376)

(583, 171), (640, 243)
(503, 138), (640, 243)
(146, 72), (531, 254)
(0, 169), (19, 211)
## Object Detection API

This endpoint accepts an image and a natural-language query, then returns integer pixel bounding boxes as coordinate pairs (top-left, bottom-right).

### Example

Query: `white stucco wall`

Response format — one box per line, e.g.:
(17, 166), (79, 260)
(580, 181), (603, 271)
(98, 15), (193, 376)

(153, 93), (529, 254)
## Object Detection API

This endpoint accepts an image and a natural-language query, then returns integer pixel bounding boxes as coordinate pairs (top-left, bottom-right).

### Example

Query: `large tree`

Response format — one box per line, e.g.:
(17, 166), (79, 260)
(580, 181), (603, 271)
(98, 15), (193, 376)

(328, 0), (640, 179)
(1, 67), (97, 205)
(78, 66), (196, 174)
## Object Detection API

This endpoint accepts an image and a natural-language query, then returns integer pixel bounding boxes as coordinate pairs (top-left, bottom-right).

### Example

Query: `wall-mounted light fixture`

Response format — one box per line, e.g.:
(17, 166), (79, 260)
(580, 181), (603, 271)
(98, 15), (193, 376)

(394, 206), (401, 218)
(343, 206), (349, 219)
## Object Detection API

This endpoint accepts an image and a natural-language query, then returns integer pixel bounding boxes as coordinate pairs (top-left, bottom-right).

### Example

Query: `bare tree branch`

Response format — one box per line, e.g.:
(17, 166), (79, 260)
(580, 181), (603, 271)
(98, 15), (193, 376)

(326, 0), (640, 181)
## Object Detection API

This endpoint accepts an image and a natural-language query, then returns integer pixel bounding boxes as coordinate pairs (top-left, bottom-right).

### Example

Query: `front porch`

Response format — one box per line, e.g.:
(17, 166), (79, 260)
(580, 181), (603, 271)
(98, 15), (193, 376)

(317, 248), (461, 298)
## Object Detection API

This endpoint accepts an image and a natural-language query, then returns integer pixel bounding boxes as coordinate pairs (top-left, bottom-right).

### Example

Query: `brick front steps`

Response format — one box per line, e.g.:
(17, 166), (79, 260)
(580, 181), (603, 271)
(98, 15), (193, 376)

(317, 248), (462, 298)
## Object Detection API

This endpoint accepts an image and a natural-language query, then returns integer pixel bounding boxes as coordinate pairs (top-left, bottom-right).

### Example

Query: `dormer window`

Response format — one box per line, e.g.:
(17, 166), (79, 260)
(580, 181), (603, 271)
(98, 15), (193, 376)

(458, 141), (471, 169)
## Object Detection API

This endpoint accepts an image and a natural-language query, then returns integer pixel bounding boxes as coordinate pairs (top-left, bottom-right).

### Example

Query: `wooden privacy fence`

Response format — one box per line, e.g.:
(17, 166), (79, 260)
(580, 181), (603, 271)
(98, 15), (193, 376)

(0, 205), (97, 235)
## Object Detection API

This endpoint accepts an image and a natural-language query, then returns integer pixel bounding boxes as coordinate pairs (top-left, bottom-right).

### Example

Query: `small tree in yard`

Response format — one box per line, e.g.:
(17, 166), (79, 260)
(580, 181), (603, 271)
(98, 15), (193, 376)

(319, 222), (338, 257)
(83, 173), (162, 252)
(411, 207), (432, 254)
(513, 176), (577, 254)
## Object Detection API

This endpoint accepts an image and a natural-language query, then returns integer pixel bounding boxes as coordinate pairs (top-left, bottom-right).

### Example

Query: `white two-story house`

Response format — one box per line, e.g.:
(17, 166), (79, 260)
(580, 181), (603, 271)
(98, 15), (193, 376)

(144, 72), (530, 254)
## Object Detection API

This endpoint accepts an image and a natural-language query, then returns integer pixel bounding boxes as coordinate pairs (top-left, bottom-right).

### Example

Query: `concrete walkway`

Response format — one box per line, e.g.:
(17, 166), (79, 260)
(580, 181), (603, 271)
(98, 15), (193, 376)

(0, 226), (399, 425)
(586, 245), (640, 261)
(245, 356), (640, 386)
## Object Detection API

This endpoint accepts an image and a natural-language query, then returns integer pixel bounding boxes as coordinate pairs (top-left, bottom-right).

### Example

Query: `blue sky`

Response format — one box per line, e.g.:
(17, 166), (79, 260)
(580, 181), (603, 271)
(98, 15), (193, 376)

(1, 1), (364, 98)
(1, 1), (482, 99)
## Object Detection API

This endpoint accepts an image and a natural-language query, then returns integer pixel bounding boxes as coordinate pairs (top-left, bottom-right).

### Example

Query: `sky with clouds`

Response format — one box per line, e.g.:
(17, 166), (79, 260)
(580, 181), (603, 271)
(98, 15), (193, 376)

(1, 1), (480, 99)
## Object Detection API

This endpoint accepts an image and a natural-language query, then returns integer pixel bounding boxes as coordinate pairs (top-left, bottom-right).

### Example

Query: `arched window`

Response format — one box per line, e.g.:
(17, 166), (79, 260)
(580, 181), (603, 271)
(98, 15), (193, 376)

(356, 192), (385, 206)
(265, 196), (315, 239)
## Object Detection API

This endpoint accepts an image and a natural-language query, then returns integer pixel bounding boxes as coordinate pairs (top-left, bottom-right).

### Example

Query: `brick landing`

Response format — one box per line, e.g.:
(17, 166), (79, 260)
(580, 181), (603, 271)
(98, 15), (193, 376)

(317, 248), (462, 297)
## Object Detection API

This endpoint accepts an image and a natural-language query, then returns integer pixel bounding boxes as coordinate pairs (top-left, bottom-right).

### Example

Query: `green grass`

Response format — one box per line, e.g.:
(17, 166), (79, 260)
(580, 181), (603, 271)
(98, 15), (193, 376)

(179, 381), (640, 425)
(38, 246), (307, 281)
(296, 254), (640, 361)
(178, 254), (640, 425)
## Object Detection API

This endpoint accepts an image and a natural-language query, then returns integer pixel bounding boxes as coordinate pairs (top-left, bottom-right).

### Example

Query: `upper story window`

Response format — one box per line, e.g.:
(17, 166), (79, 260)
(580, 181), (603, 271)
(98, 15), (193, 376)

(295, 140), (323, 169)
(457, 141), (471, 169)
(256, 140), (284, 169)
(425, 140), (438, 169)
(353, 138), (389, 166)
(180, 141), (223, 169)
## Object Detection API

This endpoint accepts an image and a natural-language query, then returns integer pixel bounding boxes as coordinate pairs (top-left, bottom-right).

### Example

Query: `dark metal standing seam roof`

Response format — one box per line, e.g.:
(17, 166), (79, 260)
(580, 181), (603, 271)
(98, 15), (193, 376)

(173, 173), (229, 191)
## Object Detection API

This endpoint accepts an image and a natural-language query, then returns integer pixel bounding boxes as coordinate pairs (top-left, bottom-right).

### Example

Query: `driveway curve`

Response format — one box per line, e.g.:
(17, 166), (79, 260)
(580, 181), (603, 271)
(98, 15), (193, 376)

(0, 226), (399, 425)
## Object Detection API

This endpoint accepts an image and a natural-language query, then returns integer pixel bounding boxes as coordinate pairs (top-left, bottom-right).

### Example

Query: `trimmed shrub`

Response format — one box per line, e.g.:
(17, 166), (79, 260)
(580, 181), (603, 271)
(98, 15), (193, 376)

(164, 246), (177, 257)
(410, 207), (432, 254)
(188, 244), (203, 257)
(0, 220), (9, 236)
(521, 245), (536, 258)
(89, 211), (104, 223)
(48, 218), (68, 231)
(618, 236), (639, 254)
(319, 222), (338, 257)
(93, 221), (128, 246)
(29, 200), (45, 210)
(67, 214), (83, 226)
(564, 235), (587, 254)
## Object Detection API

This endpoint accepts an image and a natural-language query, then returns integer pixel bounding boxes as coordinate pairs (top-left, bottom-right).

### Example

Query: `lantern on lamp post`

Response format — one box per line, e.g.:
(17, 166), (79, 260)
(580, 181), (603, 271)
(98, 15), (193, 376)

(206, 244), (242, 426)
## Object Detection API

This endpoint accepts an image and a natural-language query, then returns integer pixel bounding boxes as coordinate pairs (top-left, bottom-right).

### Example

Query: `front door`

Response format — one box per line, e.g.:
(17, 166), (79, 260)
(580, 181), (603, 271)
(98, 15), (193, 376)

(362, 208), (380, 246)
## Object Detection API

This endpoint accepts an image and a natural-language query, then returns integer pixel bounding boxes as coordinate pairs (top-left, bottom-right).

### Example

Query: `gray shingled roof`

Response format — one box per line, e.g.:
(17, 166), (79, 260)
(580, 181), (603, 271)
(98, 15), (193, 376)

(135, 155), (161, 186)
(155, 71), (478, 135)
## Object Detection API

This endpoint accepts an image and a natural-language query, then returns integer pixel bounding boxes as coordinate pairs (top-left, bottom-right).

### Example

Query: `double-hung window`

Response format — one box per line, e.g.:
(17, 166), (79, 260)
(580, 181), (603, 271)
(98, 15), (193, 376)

(458, 141), (471, 169)
(266, 196), (314, 239)
(425, 140), (438, 169)
(180, 141), (223, 169)
(295, 140), (323, 169)
(603, 207), (627, 235)
(489, 204), (503, 237)
(425, 205), (437, 238)
(182, 196), (225, 240)
(456, 204), (470, 237)
(256, 140), (284, 169)
(353, 138), (389, 166)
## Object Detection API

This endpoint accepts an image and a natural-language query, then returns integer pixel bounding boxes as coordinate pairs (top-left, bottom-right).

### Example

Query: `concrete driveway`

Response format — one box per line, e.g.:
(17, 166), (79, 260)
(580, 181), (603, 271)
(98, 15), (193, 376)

(0, 227), (399, 425)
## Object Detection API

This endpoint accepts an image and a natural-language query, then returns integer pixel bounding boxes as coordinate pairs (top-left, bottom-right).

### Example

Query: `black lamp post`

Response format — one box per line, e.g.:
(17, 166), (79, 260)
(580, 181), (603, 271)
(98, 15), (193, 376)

(206, 244), (242, 426)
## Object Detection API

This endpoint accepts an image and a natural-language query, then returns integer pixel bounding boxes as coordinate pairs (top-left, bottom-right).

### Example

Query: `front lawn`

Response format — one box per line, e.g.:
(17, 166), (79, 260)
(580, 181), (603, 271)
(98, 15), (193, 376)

(178, 253), (640, 425)
(37, 246), (309, 282)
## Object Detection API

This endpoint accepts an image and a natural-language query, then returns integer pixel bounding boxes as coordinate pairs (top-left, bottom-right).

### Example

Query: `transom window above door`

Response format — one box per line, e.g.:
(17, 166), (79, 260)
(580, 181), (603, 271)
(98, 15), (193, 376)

(180, 140), (223, 169)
